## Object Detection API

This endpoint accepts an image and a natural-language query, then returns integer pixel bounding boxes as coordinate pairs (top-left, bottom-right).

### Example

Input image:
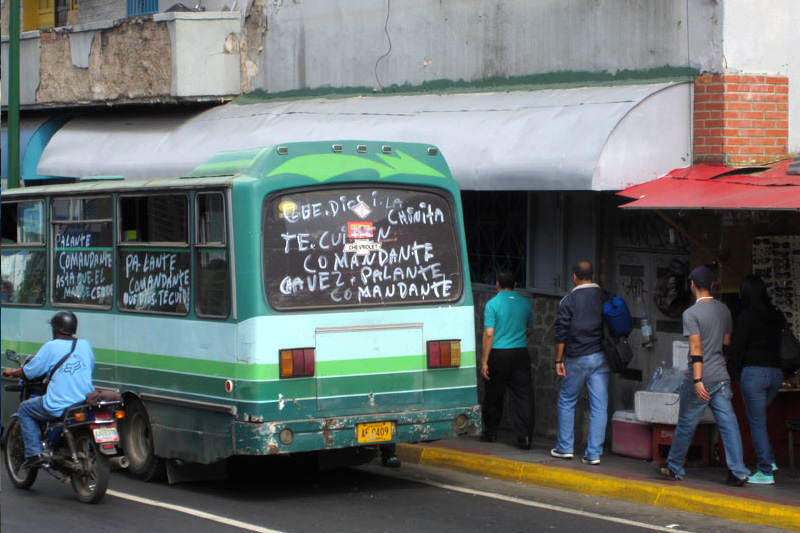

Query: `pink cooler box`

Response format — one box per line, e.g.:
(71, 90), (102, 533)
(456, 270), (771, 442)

(612, 410), (652, 460)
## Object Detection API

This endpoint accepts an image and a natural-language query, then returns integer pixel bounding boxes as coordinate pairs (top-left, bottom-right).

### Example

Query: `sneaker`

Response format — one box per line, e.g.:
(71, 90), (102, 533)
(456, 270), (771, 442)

(381, 455), (401, 468)
(726, 471), (747, 487)
(658, 464), (681, 481)
(516, 436), (532, 450)
(20, 454), (44, 469)
(580, 456), (600, 465)
(771, 462), (779, 472)
(550, 448), (573, 460)
(747, 471), (775, 485)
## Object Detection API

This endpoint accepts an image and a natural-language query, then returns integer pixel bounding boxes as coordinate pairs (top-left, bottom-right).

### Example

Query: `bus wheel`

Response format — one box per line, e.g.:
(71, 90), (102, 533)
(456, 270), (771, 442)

(120, 399), (164, 481)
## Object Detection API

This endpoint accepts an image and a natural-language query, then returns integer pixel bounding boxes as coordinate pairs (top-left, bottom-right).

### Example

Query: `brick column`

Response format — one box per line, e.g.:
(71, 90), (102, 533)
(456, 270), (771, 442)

(693, 74), (789, 166)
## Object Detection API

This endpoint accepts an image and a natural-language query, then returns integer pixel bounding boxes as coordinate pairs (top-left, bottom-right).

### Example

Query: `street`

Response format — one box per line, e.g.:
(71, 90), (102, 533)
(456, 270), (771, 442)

(0, 456), (783, 533)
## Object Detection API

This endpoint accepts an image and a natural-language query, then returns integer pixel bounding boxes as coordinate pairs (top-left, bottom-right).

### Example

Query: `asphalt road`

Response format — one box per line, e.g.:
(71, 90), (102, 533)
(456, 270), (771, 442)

(0, 456), (784, 533)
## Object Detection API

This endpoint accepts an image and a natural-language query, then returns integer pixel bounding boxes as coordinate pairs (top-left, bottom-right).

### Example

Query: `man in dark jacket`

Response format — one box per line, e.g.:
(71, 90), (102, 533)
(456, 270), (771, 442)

(550, 261), (608, 465)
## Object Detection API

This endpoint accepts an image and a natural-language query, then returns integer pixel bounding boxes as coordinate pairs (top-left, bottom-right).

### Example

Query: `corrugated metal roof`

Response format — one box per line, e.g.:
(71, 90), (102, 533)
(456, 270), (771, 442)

(618, 159), (800, 210)
(36, 83), (690, 191)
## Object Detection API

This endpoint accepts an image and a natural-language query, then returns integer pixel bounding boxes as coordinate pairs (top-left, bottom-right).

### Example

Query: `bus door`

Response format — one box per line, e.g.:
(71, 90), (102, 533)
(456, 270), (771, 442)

(313, 323), (424, 415)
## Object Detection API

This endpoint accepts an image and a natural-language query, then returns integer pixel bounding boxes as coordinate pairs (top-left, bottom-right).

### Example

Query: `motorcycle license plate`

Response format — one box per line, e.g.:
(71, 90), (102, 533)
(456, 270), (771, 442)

(356, 422), (393, 443)
(92, 427), (119, 444)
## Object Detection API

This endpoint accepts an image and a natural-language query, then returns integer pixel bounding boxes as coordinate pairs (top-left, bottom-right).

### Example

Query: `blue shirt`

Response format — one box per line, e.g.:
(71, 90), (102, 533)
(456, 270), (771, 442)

(484, 290), (533, 349)
(23, 338), (95, 416)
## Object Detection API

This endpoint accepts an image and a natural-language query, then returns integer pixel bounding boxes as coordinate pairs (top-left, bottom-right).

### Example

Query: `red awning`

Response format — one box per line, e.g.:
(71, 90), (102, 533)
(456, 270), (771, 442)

(618, 159), (800, 210)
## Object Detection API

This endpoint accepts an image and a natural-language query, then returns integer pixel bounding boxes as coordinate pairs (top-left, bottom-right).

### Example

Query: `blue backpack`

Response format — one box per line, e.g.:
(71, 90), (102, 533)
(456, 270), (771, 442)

(603, 295), (632, 338)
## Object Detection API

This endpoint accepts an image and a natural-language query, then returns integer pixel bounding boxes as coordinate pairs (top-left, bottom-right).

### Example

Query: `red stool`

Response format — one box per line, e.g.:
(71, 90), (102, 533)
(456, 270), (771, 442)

(652, 423), (713, 467)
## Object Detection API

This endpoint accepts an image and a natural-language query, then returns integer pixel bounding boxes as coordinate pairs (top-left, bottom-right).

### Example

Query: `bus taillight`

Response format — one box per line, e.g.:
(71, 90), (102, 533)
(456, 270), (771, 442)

(279, 348), (315, 378)
(427, 340), (461, 368)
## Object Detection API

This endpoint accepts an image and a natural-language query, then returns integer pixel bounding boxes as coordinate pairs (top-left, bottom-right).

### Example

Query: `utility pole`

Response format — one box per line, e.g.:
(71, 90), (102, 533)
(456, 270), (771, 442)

(7, 0), (22, 188)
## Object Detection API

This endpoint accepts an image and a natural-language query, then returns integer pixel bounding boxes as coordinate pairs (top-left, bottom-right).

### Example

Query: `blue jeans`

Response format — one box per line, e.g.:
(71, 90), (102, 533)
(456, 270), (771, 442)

(556, 352), (609, 460)
(741, 366), (782, 475)
(17, 396), (55, 457)
(666, 380), (749, 480)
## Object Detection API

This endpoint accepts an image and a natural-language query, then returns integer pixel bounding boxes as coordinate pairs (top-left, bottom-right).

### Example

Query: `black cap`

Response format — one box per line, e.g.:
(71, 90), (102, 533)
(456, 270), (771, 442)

(688, 265), (715, 290)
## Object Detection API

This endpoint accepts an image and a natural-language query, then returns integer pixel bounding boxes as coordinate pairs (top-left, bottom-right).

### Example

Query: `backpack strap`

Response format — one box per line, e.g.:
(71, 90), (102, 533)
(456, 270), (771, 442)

(45, 338), (78, 385)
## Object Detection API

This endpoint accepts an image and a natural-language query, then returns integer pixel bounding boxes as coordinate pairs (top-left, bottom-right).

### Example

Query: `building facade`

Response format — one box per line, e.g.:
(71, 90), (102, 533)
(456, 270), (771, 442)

(2, 0), (798, 443)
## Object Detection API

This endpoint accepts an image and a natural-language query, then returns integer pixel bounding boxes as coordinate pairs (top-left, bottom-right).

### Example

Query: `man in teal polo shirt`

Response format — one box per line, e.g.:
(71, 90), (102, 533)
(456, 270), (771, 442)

(480, 270), (534, 449)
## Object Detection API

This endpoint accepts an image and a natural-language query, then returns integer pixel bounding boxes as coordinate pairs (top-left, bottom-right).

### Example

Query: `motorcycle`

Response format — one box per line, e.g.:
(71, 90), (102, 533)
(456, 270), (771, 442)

(2, 349), (127, 503)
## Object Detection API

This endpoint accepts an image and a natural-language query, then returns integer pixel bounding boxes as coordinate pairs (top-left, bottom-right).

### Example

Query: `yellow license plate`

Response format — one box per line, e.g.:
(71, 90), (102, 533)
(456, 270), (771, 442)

(356, 422), (393, 443)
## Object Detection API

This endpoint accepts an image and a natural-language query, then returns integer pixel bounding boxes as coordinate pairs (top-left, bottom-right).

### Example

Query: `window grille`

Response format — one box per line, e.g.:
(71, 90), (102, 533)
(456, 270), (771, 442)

(127, 0), (158, 17)
(461, 191), (527, 287)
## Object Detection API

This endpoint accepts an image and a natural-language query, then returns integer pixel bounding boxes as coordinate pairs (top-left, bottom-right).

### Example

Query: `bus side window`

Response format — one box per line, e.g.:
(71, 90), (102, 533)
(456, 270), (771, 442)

(1, 200), (46, 305)
(195, 192), (230, 319)
(51, 196), (113, 308)
(117, 194), (191, 315)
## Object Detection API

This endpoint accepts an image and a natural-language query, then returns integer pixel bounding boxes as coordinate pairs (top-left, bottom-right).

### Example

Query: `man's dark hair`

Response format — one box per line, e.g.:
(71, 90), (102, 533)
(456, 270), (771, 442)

(496, 269), (516, 289)
(572, 261), (593, 281)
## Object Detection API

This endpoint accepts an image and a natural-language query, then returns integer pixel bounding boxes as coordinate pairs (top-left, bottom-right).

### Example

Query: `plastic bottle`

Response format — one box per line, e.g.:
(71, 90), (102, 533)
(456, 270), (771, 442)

(647, 366), (663, 391)
(640, 311), (653, 348)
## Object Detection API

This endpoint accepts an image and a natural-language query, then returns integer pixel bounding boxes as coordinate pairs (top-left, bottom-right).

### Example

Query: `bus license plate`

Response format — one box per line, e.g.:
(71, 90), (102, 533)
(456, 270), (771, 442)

(92, 427), (119, 444)
(356, 422), (393, 444)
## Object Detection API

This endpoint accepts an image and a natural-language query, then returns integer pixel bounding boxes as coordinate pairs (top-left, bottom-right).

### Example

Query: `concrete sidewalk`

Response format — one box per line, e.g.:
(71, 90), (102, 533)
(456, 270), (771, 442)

(397, 432), (800, 531)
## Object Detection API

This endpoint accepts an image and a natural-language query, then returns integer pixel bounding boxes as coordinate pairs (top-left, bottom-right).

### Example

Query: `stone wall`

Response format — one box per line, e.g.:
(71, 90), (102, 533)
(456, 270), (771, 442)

(36, 19), (172, 104)
(473, 286), (590, 446)
(1, 1), (9, 36)
(240, 0), (266, 93)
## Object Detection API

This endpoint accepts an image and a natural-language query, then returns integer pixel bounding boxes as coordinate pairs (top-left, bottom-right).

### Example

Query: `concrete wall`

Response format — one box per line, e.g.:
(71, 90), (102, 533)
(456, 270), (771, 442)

(722, 0), (800, 152)
(255, 0), (720, 93)
(0, 31), (41, 106)
(159, 0), (248, 12)
(158, 12), (242, 97)
(77, 0), (126, 25)
(1, 13), (242, 106)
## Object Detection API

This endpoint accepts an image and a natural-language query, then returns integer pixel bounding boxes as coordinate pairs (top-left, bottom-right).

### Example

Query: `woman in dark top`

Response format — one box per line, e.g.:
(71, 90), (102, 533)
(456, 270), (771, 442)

(729, 275), (783, 485)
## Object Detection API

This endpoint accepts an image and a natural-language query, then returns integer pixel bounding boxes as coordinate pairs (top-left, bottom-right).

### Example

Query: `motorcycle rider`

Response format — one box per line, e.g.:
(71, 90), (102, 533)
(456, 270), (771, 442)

(2, 311), (95, 468)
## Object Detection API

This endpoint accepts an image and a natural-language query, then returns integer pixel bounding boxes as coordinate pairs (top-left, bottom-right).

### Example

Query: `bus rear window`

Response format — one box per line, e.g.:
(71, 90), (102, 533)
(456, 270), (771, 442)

(263, 186), (463, 309)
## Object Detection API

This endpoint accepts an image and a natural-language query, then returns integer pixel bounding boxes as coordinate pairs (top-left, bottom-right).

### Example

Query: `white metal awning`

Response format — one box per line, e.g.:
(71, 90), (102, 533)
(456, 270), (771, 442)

(37, 82), (691, 191)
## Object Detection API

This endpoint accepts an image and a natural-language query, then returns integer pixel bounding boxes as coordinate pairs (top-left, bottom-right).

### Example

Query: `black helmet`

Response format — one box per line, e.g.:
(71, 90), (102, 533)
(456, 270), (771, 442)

(50, 311), (78, 337)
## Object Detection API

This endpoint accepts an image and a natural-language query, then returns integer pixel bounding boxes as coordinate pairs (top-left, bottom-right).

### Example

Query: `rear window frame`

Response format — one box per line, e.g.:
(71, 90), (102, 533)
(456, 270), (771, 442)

(261, 183), (464, 312)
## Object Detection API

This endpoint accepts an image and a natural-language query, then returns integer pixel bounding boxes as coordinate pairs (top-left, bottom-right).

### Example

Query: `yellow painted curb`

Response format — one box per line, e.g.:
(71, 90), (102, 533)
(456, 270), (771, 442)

(397, 443), (800, 531)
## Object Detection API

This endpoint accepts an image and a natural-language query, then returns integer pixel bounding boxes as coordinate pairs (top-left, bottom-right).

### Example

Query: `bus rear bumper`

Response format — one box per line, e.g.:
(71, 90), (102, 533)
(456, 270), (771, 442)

(233, 405), (481, 455)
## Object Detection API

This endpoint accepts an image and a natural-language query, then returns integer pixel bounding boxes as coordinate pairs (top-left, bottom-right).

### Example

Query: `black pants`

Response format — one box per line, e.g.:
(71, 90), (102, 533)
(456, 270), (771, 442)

(482, 347), (533, 439)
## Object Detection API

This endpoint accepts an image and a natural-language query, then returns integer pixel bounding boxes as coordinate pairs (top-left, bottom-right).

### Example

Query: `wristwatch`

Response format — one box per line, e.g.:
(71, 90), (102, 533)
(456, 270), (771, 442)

(693, 378), (702, 384)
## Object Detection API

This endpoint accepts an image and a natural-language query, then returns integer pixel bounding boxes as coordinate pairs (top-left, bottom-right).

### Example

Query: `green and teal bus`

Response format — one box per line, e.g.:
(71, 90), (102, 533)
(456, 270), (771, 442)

(1, 141), (479, 479)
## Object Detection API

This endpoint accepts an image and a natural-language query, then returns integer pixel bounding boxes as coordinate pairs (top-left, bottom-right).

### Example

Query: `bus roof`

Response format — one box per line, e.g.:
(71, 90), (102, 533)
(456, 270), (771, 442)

(2, 141), (454, 198)
(1, 175), (243, 198)
(190, 141), (452, 183)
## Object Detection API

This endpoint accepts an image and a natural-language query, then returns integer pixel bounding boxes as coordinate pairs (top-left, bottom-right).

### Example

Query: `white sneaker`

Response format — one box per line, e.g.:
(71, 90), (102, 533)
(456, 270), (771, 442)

(550, 448), (574, 459)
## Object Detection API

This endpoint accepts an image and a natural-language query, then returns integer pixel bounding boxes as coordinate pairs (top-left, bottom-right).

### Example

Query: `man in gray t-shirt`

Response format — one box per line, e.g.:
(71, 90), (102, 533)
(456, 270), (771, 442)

(660, 266), (750, 485)
(682, 299), (732, 383)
